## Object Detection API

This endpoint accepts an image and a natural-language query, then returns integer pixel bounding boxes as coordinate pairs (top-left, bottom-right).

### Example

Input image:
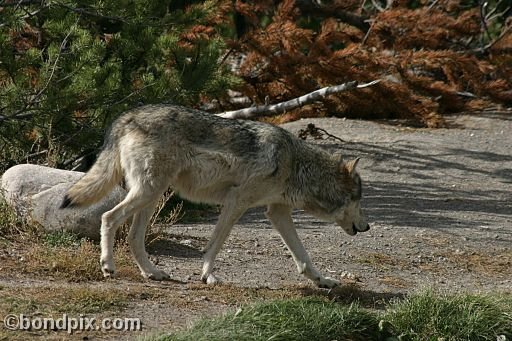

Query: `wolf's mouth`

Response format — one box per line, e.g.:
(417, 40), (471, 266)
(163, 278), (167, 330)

(352, 223), (370, 234)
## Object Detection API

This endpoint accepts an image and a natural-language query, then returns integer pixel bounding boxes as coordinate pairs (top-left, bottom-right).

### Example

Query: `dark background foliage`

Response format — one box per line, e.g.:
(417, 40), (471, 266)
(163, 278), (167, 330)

(1, 0), (510, 171)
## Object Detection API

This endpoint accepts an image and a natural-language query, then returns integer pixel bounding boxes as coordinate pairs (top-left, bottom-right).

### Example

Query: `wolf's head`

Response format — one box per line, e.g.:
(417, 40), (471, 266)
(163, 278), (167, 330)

(335, 158), (370, 235)
(303, 157), (370, 236)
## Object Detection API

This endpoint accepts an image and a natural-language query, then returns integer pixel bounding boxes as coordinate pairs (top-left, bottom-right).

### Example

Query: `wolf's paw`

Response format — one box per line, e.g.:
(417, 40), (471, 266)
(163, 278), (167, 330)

(100, 259), (115, 278)
(316, 276), (340, 289)
(201, 273), (220, 285)
(143, 269), (171, 281)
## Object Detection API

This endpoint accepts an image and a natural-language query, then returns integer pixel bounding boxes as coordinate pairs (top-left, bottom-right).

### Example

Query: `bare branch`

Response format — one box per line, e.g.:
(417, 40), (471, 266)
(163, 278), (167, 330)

(298, 123), (346, 143)
(0, 112), (35, 123)
(484, 0), (507, 20)
(479, 0), (493, 44)
(427, 0), (441, 10)
(356, 79), (381, 88)
(371, 0), (386, 12)
(294, 0), (370, 32)
(0, 0), (42, 7)
(476, 21), (512, 52)
(217, 80), (381, 120)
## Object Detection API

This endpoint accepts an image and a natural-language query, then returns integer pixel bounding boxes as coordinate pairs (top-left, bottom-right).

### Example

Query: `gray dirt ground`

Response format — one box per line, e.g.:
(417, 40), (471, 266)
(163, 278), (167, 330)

(157, 113), (512, 293)
(1, 113), (511, 340)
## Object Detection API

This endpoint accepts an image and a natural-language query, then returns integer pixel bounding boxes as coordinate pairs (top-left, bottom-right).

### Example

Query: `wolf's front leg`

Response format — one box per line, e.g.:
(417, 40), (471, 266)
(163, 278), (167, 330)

(266, 204), (340, 289)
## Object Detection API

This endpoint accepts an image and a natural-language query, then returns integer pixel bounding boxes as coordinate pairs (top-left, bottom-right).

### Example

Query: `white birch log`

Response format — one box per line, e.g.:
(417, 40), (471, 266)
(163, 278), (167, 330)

(217, 79), (381, 119)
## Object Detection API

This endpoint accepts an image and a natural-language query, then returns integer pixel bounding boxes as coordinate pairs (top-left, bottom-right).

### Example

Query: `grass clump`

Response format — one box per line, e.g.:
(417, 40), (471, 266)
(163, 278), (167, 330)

(0, 196), (16, 232)
(385, 290), (512, 340)
(149, 291), (512, 341)
(19, 239), (140, 281)
(43, 230), (81, 247)
(157, 297), (381, 341)
(0, 195), (35, 240)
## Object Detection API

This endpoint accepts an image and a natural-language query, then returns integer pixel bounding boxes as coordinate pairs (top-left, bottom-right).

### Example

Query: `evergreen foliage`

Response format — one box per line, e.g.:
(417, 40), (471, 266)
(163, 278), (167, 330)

(0, 0), (237, 171)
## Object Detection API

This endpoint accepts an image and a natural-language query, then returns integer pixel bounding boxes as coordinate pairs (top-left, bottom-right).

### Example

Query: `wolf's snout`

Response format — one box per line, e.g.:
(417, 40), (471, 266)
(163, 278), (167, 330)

(353, 223), (370, 233)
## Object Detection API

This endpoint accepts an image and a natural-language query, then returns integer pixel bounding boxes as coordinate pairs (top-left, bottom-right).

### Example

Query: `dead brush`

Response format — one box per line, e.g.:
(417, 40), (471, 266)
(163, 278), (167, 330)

(116, 188), (183, 246)
(0, 192), (43, 242)
(146, 189), (183, 246)
(0, 188), (182, 282)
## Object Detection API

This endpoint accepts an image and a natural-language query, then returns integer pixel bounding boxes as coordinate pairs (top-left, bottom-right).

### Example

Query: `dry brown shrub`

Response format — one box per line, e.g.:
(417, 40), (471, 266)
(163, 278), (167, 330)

(227, 0), (511, 127)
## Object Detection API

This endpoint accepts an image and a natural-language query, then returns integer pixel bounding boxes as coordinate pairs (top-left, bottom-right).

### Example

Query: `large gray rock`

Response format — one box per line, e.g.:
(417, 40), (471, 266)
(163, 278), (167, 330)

(1, 164), (126, 240)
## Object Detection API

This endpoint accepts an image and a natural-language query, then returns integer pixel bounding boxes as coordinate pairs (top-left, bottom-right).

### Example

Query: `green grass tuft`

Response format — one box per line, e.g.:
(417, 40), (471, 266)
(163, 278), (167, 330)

(145, 291), (512, 341)
(385, 290), (512, 340)
(0, 195), (23, 237)
(43, 230), (81, 247)
(155, 297), (381, 341)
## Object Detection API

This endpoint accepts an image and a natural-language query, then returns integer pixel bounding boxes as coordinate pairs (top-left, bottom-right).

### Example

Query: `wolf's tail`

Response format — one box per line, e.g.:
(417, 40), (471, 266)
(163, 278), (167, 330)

(61, 131), (122, 209)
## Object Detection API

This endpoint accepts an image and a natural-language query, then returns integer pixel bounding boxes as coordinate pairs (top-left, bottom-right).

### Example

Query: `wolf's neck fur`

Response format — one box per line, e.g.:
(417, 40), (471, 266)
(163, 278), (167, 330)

(286, 140), (344, 211)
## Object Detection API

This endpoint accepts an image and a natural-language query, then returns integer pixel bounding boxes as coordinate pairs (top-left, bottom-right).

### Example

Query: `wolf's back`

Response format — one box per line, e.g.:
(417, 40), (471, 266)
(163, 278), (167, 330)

(61, 129), (122, 208)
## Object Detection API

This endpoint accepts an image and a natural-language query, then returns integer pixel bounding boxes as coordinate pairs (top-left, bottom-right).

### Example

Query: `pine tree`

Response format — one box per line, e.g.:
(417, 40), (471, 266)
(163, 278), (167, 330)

(0, 0), (237, 170)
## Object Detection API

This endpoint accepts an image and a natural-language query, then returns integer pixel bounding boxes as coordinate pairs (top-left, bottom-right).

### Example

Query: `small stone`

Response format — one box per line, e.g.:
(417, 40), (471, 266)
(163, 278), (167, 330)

(340, 271), (357, 280)
(180, 239), (193, 246)
(206, 274), (219, 285)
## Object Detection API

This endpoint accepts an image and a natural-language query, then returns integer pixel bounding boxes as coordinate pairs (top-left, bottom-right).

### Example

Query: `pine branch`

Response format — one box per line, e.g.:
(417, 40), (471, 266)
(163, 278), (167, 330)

(53, 1), (128, 23)
(217, 80), (381, 119)
(0, 0), (42, 6)
(0, 20), (74, 123)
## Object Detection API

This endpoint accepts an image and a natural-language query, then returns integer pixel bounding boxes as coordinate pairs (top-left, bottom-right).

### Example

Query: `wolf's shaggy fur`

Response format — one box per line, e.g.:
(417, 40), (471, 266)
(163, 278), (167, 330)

(62, 104), (369, 287)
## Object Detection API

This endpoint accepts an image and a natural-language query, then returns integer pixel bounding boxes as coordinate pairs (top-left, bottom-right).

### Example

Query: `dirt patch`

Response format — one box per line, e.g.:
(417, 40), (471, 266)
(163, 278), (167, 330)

(1, 113), (511, 340)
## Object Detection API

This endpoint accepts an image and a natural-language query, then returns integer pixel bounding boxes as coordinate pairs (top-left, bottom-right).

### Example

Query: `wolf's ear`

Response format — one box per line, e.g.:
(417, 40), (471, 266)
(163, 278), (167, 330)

(335, 153), (344, 165)
(344, 157), (360, 176)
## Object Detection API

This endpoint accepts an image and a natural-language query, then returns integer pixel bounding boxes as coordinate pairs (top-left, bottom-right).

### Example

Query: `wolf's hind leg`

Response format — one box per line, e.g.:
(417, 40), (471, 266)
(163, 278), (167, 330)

(201, 199), (247, 284)
(266, 203), (340, 289)
(128, 201), (170, 280)
(99, 185), (163, 278)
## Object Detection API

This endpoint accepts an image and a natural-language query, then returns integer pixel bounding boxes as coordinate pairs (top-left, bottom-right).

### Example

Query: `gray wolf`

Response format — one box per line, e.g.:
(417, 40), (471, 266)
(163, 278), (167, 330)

(61, 104), (370, 288)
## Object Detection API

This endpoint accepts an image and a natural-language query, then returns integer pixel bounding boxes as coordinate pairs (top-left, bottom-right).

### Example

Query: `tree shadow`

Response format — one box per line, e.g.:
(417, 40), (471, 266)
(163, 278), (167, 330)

(147, 234), (204, 258)
(299, 284), (405, 310)
(316, 139), (512, 232)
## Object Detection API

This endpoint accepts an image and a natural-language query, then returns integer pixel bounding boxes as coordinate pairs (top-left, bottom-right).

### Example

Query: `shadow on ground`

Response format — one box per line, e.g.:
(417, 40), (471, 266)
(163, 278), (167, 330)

(308, 139), (512, 233)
